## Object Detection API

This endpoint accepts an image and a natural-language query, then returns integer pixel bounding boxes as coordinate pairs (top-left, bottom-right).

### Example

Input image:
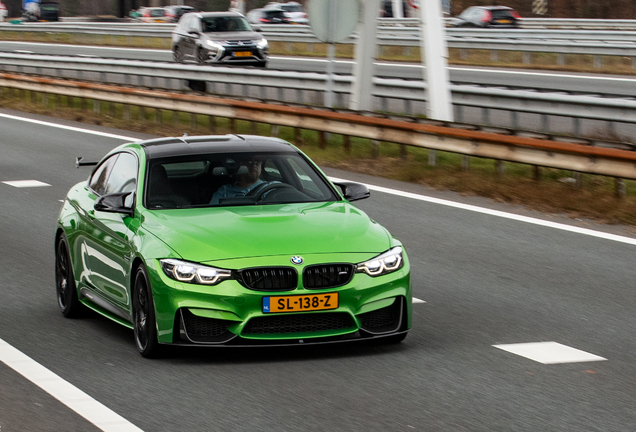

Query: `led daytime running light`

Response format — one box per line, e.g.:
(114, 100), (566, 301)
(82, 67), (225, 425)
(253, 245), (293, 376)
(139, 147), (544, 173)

(356, 247), (403, 277)
(160, 259), (231, 285)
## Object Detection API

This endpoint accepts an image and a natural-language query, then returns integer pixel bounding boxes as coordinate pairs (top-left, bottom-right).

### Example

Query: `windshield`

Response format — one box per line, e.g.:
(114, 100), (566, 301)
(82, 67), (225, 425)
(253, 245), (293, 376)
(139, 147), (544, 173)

(145, 152), (338, 209)
(201, 16), (252, 32)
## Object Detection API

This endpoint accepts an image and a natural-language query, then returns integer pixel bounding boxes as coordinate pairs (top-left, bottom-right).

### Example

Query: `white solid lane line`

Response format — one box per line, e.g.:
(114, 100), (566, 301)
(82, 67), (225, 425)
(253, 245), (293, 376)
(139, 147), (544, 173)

(0, 338), (144, 432)
(329, 177), (636, 247)
(0, 113), (141, 141)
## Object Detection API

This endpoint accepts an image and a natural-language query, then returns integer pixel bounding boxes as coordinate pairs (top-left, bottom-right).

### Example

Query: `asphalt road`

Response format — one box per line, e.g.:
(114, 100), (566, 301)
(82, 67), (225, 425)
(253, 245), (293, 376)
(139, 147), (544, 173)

(1, 108), (636, 431)
(3, 41), (636, 98)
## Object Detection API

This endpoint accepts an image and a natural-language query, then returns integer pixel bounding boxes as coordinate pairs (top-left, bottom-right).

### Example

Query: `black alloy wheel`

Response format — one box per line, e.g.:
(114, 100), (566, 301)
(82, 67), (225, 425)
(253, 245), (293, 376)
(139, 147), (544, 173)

(196, 47), (207, 65)
(132, 265), (161, 358)
(55, 234), (82, 318)
(173, 45), (184, 63)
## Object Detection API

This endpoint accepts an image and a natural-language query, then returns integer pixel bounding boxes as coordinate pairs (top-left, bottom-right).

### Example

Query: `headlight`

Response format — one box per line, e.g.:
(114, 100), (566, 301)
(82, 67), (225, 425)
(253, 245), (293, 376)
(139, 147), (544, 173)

(205, 40), (223, 50)
(355, 247), (404, 277)
(256, 38), (268, 49)
(160, 259), (232, 285)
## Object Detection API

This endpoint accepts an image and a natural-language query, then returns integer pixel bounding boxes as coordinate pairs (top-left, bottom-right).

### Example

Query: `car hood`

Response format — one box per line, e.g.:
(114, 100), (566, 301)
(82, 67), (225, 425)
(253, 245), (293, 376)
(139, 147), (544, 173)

(140, 201), (392, 263)
(203, 31), (262, 42)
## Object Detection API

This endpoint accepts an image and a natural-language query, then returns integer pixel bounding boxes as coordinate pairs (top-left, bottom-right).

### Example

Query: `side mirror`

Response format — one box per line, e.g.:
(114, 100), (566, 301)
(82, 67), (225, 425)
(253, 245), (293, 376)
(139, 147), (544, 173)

(188, 28), (200, 35)
(333, 181), (370, 202)
(94, 192), (134, 217)
(253, 25), (262, 32)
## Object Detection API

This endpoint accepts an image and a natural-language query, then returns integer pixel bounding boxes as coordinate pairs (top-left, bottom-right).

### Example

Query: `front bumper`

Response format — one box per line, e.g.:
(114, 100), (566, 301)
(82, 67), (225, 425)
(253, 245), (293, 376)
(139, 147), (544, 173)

(148, 252), (412, 346)
(200, 44), (268, 65)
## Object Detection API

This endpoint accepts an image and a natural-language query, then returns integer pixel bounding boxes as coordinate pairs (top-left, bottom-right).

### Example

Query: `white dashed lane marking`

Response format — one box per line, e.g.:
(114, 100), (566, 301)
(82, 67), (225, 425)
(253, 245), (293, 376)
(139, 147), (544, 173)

(2, 180), (51, 188)
(493, 342), (607, 364)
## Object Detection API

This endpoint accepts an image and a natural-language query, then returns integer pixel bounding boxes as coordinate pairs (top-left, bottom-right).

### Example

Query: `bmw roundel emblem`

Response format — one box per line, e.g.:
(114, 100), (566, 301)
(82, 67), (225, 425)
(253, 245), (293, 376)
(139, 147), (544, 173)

(291, 256), (304, 265)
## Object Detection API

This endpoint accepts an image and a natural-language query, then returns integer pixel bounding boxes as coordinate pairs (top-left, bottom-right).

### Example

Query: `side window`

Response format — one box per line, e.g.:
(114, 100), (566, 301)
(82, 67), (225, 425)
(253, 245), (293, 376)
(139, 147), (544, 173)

(105, 153), (138, 196)
(89, 155), (119, 196)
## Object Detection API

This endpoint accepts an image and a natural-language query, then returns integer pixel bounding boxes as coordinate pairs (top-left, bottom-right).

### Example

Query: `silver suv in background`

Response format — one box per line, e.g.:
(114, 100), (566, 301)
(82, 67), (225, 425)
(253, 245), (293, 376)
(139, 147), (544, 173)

(172, 12), (269, 68)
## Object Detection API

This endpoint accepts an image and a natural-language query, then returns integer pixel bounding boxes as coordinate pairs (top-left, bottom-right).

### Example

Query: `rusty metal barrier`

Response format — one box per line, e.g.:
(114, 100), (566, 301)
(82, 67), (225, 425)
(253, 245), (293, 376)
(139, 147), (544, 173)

(1, 72), (635, 184)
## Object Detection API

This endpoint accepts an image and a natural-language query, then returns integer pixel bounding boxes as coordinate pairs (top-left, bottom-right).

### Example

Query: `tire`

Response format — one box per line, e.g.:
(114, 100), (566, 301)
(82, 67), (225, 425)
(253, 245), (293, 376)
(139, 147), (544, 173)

(132, 265), (161, 358)
(55, 233), (82, 318)
(196, 47), (207, 65)
(173, 46), (184, 63)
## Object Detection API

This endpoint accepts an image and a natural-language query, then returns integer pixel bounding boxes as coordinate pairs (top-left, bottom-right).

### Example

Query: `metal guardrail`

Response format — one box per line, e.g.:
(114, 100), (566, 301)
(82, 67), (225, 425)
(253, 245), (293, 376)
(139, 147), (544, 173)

(1, 72), (635, 183)
(3, 22), (636, 69)
(0, 52), (634, 138)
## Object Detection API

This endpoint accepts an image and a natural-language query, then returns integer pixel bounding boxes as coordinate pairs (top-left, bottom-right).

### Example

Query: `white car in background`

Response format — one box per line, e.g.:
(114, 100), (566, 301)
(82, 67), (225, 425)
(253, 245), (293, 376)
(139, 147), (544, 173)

(263, 1), (308, 24)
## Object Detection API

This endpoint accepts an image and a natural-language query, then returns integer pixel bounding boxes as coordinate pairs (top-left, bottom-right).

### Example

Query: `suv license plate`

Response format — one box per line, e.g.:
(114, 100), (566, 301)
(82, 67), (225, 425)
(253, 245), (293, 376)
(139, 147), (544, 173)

(263, 293), (338, 313)
(233, 51), (252, 57)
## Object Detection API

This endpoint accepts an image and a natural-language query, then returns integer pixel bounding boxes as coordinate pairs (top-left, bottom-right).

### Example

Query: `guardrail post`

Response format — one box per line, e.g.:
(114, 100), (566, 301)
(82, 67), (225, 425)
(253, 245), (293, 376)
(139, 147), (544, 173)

(371, 140), (380, 158)
(306, 43), (314, 53)
(482, 107), (490, 125)
(462, 155), (470, 171)
(573, 118), (581, 135)
(496, 160), (505, 175)
(155, 109), (161, 124)
(139, 106), (146, 122)
(295, 128), (303, 145)
(533, 165), (541, 181)
(271, 125), (280, 137)
(541, 114), (549, 133)
(460, 49), (467, 60)
(491, 50), (498, 62)
(633, 57), (636, 69)
(557, 54), (566, 66)
(42, 93), (48, 107)
(251, 121), (258, 134)
(615, 178), (626, 198)
(428, 149), (437, 166)
(594, 55), (602, 69)
(343, 135), (351, 153)
(319, 131), (327, 149)
(573, 172), (582, 187)
(400, 144), (408, 159)
(93, 100), (100, 114)
(523, 52), (531, 65)
(230, 118), (236, 133)
(511, 111), (519, 129)
(109, 102), (116, 118)
(191, 113), (197, 129)
(124, 104), (130, 121)
(209, 116), (216, 133)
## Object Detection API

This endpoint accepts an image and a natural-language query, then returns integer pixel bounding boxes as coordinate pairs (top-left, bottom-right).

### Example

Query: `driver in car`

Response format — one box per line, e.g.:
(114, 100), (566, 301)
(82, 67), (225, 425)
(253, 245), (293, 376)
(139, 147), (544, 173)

(210, 157), (266, 204)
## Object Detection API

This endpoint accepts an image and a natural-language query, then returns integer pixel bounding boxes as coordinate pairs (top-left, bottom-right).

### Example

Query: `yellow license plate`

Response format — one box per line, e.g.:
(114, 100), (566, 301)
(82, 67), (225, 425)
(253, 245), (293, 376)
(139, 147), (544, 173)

(263, 293), (338, 313)
(233, 51), (252, 57)
(498, 19), (511, 23)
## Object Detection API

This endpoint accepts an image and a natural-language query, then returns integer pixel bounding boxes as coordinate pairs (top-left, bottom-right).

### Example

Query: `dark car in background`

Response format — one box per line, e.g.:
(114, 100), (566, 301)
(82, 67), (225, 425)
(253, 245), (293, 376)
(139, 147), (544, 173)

(172, 12), (268, 68)
(164, 5), (196, 23)
(246, 8), (290, 25)
(449, 6), (521, 28)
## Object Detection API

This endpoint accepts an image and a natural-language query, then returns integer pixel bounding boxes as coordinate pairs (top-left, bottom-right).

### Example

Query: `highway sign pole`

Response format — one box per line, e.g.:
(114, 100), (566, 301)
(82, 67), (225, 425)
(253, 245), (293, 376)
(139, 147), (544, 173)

(392, 0), (404, 18)
(349, 0), (380, 111)
(418, 0), (454, 121)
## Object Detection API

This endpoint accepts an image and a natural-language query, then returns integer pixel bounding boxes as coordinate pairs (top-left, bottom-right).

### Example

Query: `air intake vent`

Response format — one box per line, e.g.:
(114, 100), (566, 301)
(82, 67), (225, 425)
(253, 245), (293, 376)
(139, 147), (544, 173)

(243, 312), (355, 335)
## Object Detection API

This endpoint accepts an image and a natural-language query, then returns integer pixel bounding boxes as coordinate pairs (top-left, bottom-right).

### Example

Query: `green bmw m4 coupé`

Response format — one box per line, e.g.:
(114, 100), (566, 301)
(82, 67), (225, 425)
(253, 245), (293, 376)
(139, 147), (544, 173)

(55, 135), (411, 357)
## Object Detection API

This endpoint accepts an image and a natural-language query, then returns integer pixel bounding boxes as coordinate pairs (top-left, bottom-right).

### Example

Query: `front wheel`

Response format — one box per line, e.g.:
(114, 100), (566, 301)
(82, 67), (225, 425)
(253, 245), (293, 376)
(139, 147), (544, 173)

(196, 47), (208, 65)
(55, 233), (82, 318)
(173, 46), (184, 63)
(132, 265), (161, 358)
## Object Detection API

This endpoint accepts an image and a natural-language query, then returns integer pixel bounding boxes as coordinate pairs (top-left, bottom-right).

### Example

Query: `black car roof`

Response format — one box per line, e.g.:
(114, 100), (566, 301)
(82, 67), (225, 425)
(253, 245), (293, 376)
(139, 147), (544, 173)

(139, 135), (295, 159)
